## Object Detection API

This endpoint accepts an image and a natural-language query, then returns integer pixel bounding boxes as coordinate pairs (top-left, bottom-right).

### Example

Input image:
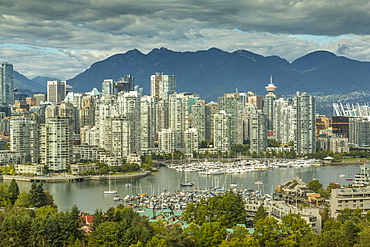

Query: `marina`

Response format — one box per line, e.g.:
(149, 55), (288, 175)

(0, 163), (363, 213)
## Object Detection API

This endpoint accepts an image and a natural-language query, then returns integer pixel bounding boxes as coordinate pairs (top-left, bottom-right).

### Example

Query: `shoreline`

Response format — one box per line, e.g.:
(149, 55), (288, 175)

(1, 171), (151, 183)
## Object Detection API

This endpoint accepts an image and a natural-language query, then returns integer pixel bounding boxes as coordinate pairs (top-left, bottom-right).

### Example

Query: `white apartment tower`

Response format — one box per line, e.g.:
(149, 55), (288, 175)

(213, 111), (232, 152)
(184, 128), (199, 157)
(273, 98), (291, 143)
(158, 128), (175, 153)
(40, 116), (73, 173)
(294, 92), (316, 154)
(110, 117), (131, 158)
(248, 107), (267, 153)
(169, 94), (189, 149)
(140, 95), (156, 151)
(10, 117), (32, 162)
(117, 91), (141, 155)
(218, 92), (245, 146)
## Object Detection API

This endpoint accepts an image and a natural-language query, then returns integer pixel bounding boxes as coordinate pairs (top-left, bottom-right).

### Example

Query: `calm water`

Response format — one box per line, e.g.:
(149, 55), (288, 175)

(1, 164), (361, 213)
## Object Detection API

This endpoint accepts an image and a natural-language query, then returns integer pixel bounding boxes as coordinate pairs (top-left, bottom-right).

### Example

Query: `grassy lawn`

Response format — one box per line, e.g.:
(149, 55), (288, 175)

(111, 171), (139, 175)
(335, 158), (369, 161)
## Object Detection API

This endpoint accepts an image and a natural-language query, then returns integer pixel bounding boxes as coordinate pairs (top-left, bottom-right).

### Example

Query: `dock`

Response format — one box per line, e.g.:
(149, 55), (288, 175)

(1, 171), (151, 183)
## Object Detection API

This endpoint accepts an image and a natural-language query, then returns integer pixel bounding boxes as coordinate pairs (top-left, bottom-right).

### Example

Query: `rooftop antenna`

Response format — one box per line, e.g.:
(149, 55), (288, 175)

(236, 88), (238, 92)
(270, 75), (273, 84)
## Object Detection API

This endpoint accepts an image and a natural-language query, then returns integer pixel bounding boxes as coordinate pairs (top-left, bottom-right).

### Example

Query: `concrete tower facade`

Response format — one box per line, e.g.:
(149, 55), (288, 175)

(294, 92), (316, 154)
(213, 111), (232, 152)
(47, 81), (66, 103)
(40, 116), (72, 173)
(218, 92), (245, 146)
(150, 73), (176, 99)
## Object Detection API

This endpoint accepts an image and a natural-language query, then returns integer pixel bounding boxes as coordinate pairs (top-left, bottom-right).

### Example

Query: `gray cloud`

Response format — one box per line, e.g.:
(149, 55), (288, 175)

(1, 0), (370, 81)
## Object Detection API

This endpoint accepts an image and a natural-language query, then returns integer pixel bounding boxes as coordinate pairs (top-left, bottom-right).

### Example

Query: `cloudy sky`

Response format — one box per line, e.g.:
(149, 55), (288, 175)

(1, 0), (370, 80)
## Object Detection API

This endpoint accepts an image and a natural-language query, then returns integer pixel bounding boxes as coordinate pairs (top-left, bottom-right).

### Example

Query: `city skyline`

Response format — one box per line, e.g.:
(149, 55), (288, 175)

(1, 1), (369, 81)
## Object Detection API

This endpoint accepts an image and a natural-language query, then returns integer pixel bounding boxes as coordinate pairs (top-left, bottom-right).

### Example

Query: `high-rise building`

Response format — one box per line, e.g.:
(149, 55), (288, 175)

(184, 128), (199, 156)
(10, 117), (32, 162)
(247, 91), (263, 110)
(158, 128), (174, 153)
(248, 107), (267, 153)
(169, 94), (189, 149)
(191, 100), (209, 142)
(218, 92), (245, 146)
(114, 75), (135, 94)
(47, 81), (66, 103)
(117, 91), (141, 155)
(110, 117), (130, 158)
(349, 117), (370, 147)
(273, 98), (291, 143)
(294, 91), (316, 154)
(206, 102), (219, 143)
(102, 79), (114, 96)
(213, 111), (232, 152)
(80, 96), (96, 128)
(155, 100), (169, 140)
(40, 116), (72, 173)
(150, 73), (176, 99)
(34, 93), (46, 106)
(140, 95), (156, 151)
(0, 62), (14, 106)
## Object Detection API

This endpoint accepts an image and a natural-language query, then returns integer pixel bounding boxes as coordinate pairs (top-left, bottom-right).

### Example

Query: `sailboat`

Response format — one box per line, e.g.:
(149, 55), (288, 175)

(346, 171), (353, 181)
(104, 173), (118, 194)
(180, 169), (194, 187)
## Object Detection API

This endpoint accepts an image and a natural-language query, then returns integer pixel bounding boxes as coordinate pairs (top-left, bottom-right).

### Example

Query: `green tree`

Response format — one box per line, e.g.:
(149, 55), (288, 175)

(253, 217), (280, 247)
(0, 184), (10, 206)
(253, 205), (267, 226)
(28, 182), (48, 208)
(195, 222), (227, 247)
(220, 226), (258, 247)
(355, 226), (370, 247)
(308, 179), (323, 193)
(93, 221), (120, 247)
(337, 208), (362, 223)
(14, 192), (30, 208)
(341, 220), (360, 246)
(146, 236), (168, 247)
(182, 191), (246, 228)
(280, 213), (311, 246)
(92, 208), (105, 231)
(0, 213), (32, 246)
(8, 179), (19, 205)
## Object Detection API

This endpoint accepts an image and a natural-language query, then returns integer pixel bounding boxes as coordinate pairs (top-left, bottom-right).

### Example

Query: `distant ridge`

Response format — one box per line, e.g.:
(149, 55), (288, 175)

(14, 48), (370, 102)
(65, 48), (370, 101)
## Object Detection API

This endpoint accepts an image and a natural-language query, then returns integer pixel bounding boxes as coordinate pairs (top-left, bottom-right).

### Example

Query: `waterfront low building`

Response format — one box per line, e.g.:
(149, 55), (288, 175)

(15, 164), (44, 175)
(245, 200), (322, 233)
(73, 143), (105, 161)
(126, 153), (142, 165)
(70, 163), (98, 174)
(99, 154), (123, 166)
(330, 187), (370, 218)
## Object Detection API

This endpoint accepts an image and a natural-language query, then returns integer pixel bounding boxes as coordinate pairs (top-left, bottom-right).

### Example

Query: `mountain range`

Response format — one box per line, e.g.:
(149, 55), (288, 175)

(15, 47), (370, 102)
